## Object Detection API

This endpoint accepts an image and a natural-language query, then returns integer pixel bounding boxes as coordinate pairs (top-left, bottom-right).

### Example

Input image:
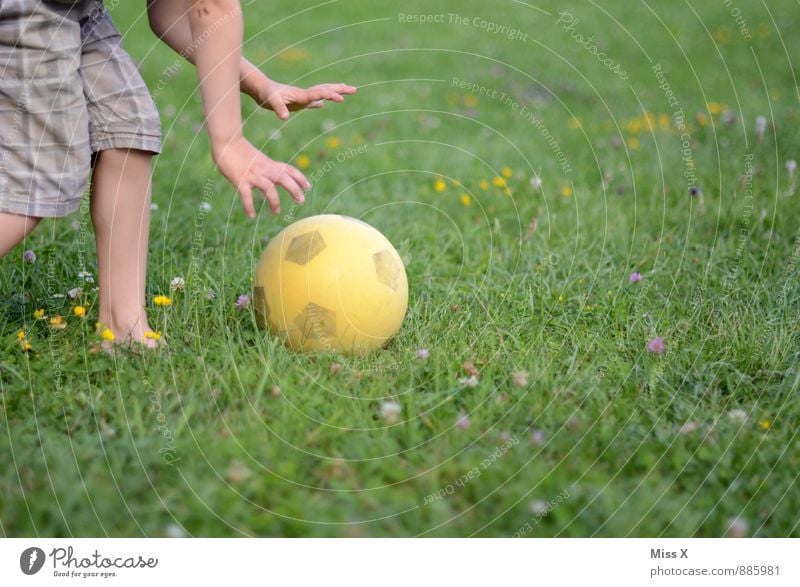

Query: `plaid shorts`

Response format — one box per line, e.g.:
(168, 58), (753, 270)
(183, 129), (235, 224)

(0, 0), (162, 217)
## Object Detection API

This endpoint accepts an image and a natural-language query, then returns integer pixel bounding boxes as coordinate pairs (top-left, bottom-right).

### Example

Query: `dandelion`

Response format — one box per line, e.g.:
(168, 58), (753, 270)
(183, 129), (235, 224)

(67, 287), (83, 299)
(463, 93), (478, 108)
(492, 176), (507, 188)
(16, 330), (26, 341)
(512, 370), (530, 388)
(755, 115), (767, 142)
(170, 276), (185, 291)
(235, 294), (250, 309)
(144, 331), (162, 341)
(725, 517), (749, 538)
(100, 328), (115, 341)
(786, 160), (796, 177)
(153, 295), (172, 306)
(72, 306), (86, 317)
(501, 166), (513, 178)
(568, 116), (582, 130)
(561, 185), (573, 197)
(758, 419), (771, 430)
(296, 153), (311, 169)
(455, 412), (471, 429)
(530, 175), (542, 190)
(707, 102), (724, 116)
(647, 336), (665, 354)
(478, 179), (489, 191)
(23, 250), (36, 264)
(433, 178), (447, 193)
(49, 315), (66, 329)
(325, 136), (342, 149)
(380, 400), (402, 424)
(416, 348), (430, 360)
(460, 194), (472, 206)
(33, 308), (45, 320)
(629, 271), (642, 283)
(627, 137), (641, 150)
(695, 112), (709, 127)
(20, 340), (32, 352)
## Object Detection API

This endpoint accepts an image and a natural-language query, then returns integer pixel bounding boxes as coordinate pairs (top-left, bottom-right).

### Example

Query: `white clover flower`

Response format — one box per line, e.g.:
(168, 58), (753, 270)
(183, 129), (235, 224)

(380, 400), (402, 424)
(199, 202), (212, 212)
(170, 276), (185, 291)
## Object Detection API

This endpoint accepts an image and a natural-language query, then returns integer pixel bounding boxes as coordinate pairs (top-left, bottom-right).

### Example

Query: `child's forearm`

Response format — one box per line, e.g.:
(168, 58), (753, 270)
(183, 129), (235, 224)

(185, 0), (245, 149)
(147, 0), (267, 97)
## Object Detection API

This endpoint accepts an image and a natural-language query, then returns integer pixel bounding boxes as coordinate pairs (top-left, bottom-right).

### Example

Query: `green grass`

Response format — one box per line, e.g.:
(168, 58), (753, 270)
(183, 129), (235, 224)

(2, 0), (799, 537)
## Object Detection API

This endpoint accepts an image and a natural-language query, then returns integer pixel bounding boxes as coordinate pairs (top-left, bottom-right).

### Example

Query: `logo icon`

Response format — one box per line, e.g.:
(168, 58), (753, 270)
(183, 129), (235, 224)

(20, 547), (45, 575)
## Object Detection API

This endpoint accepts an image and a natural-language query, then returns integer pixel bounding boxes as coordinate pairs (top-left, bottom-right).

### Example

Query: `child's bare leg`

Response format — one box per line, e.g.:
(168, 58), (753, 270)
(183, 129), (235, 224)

(0, 212), (41, 258)
(90, 148), (157, 347)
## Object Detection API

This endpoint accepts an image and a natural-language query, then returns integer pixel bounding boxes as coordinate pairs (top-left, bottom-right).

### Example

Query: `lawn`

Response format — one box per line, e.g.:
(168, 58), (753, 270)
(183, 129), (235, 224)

(1, 0), (799, 537)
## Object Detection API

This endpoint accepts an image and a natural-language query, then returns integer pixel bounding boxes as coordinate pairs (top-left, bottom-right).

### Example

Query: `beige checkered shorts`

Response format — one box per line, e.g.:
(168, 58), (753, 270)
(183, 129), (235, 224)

(0, 0), (161, 217)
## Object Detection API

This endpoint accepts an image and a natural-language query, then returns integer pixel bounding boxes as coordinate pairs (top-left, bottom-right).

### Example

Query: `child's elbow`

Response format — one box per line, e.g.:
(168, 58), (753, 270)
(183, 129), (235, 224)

(188, 0), (241, 20)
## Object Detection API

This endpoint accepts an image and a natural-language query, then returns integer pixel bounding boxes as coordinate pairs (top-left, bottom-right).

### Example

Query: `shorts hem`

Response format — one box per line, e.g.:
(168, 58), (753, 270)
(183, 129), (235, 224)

(91, 133), (162, 155)
(0, 195), (83, 218)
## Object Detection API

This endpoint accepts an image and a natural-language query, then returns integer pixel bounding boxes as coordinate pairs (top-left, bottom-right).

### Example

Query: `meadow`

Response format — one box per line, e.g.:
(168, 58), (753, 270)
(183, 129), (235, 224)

(1, 0), (799, 537)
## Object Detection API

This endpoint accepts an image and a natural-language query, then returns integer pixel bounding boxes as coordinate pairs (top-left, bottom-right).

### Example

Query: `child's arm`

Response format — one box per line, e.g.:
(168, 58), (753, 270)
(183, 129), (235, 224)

(159, 0), (308, 218)
(147, 0), (355, 120)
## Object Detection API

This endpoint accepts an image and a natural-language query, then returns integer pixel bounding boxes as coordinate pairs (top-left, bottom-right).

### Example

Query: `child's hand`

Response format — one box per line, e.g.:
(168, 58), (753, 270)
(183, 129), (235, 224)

(212, 137), (310, 218)
(248, 78), (357, 120)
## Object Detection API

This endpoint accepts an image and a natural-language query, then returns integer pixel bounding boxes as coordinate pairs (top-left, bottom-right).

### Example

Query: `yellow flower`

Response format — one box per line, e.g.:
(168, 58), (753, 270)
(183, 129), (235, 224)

(625, 118), (643, 134)
(20, 340), (32, 351)
(696, 112), (709, 127)
(433, 179), (447, 193)
(463, 94), (478, 108)
(628, 137), (641, 150)
(100, 328), (115, 341)
(478, 179), (489, 191)
(16, 329), (26, 340)
(33, 308), (45, 320)
(568, 117), (582, 129)
(561, 185), (573, 197)
(460, 194), (472, 206)
(325, 136), (342, 149)
(49, 315), (66, 329)
(153, 295), (172, 307)
(144, 331), (162, 341)
(707, 102), (725, 116)
(73, 306), (86, 317)
(758, 419), (771, 430)
(658, 113), (671, 130)
(492, 176), (506, 188)
(501, 166), (513, 179)
(296, 154), (311, 169)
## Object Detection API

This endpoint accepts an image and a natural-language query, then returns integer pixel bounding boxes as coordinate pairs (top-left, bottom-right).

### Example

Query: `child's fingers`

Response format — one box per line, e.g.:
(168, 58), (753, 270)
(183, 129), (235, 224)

(268, 95), (290, 120)
(238, 184), (256, 219)
(256, 179), (281, 214)
(287, 166), (311, 190)
(274, 174), (305, 204)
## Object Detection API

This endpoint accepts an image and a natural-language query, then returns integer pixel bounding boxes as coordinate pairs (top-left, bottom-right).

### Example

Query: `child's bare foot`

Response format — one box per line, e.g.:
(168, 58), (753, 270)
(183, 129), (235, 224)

(97, 310), (163, 350)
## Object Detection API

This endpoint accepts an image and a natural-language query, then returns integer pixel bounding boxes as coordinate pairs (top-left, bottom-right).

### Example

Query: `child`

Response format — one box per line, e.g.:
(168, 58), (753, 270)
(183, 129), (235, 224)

(0, 0), (355, 346)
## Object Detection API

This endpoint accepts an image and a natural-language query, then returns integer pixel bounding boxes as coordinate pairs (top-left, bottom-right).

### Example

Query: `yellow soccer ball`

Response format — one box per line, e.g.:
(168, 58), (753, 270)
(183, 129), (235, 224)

(253, 214), (408, 355)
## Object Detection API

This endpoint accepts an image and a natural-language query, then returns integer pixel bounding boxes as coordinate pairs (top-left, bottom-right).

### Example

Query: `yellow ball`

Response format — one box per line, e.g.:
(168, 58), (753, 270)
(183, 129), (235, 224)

(253, 214), (408, 355)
